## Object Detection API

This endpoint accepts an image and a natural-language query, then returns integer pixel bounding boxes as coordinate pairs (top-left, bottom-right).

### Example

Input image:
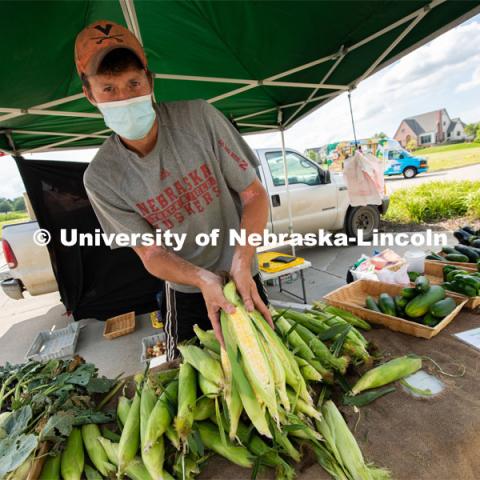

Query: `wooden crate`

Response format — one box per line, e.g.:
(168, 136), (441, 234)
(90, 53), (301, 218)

(419, 262), (480, 310)
(323, 279), (467, 339)
(103, 311), (136, 339)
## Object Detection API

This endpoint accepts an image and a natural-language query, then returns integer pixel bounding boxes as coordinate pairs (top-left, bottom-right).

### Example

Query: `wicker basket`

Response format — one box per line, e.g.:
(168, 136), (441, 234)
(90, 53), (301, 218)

(418, 262), (480, 310)
(103, 311), (136, 340)
(323, 279), (467, 339)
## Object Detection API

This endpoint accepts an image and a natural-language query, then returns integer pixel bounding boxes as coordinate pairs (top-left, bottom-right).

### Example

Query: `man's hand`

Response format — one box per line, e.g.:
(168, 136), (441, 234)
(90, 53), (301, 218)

(198, 271), (236, 348)
(230, 260), (274, 329)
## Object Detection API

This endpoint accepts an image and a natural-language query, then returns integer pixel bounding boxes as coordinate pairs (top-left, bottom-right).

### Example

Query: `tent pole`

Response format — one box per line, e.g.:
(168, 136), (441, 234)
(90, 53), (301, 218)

(348, 90), (358, 150)
(278, 112), (295, 257)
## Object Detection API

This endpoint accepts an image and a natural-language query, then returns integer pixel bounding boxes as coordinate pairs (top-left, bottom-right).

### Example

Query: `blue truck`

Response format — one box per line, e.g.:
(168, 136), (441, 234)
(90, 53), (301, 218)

(378, 139), (429, 178)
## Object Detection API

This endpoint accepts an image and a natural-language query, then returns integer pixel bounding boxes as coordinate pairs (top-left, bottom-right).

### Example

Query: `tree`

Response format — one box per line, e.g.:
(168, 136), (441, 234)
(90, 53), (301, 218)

(465, 122), (479, 138)
(372, 132), (387, 139)
(475, 125), (480, 144)
(406, 139), (417, 151)
(12, 197), (25, 212)
(0, 200), (12, 213)
(306, 150), (319, 162)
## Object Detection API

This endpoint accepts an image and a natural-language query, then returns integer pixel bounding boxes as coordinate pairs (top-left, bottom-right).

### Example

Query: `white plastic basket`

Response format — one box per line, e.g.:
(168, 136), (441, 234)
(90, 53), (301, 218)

(141, 332), (166, 368)
(25, 323), (81, 362)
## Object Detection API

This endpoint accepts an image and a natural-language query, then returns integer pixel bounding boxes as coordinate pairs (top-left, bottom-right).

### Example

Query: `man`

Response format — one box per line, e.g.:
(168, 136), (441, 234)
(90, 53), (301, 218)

(74, 20), (272, 359)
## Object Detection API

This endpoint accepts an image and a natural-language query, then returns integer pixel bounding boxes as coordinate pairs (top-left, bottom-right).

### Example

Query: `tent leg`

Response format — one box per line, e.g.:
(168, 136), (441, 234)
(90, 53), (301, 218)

(280, 127), (295, 257)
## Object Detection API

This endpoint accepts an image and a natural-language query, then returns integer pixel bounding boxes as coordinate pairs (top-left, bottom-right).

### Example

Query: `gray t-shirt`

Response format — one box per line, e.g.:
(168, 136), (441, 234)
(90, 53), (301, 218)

(83, 99), (260, 293)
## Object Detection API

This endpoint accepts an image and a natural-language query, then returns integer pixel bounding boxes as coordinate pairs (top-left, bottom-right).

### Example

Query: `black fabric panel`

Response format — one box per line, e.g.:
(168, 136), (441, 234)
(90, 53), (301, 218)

(14, 156), (163, 320)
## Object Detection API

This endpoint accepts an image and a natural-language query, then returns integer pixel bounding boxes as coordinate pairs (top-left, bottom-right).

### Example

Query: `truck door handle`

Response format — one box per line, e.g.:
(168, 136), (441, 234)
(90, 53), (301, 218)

(271, 194), (281, 207)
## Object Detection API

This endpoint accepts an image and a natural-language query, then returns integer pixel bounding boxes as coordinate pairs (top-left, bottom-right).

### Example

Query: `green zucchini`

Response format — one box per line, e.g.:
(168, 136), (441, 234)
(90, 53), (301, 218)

(454, 245), (480, 262)
(407, 271), (421, 282)
(378, 293), (397, 316)
(441, 246), (457, 254)
(394, 295), (409, 310)
(429, 297), (457, 318)
(445, 253), (470, 263)
(405, 285), (446, 318)
(365, 296), (382, 313)
(414, 276), (430, 293)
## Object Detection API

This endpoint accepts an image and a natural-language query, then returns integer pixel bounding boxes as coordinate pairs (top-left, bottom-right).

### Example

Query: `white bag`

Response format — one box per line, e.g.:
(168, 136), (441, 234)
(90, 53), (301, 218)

(343, 150), (384, 206)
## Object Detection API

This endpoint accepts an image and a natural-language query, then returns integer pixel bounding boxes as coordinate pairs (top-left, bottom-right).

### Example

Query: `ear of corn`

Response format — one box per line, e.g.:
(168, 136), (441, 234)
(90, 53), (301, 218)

(198, 373), (220, 398)
(197, 421), (253, 468)
(165, 424), (180, 450)
(312, 302), (372, 330)
(223, 282), (278, 422)
(193, 325), (220, 354)
(351, 355), (422, 395)
(39, 453), (61, 480)
(81, 424), (115, 476)
(98, 437), (157, 480)
(175, 362), (197, 441)
(193, 396), (215, 421)
(220, 310), (272, 438)
(144, 380), (178, 451)
(84, 464), (103, 480)
(60, 427), (84, 480)
(140, 379), (165, 479)
(117, 396), (132, 427)
(118, 390), (141, 477)
(286, 388), (322, 421)
(178, 345), (224, 390)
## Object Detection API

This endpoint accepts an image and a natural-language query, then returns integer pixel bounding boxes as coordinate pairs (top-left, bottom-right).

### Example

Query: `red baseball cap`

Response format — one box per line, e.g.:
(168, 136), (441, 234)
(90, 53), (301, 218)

(74, 20), (147, 77)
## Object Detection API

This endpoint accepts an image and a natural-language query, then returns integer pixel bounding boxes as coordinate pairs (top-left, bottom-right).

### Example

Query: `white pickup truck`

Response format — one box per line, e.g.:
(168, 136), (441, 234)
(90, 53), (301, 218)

(1, 147), (388, 300)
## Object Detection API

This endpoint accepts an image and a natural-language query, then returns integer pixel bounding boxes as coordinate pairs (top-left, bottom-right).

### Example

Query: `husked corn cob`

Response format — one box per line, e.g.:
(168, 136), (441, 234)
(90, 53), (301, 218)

(220, 346), (242, 440)
(351, 355), (422, 395)
(175, 362), (197, 441)
(220, 311), (271, 438)
(223, 282), (278, 422)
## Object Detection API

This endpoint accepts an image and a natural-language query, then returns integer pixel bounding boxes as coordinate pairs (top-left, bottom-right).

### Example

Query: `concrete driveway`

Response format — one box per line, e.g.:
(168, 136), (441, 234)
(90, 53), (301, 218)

(0, 232), (454, 378)
(385, 163), (480, 192)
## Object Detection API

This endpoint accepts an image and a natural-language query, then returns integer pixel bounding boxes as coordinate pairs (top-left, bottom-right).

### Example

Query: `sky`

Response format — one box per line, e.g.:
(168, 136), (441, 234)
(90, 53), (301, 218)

(1, 14), (480, 199)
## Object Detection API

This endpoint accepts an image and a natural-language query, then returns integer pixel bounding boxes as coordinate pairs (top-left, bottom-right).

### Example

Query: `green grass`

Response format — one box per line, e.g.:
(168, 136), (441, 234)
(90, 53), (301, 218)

(422, 146), (480, 172)
(384, 181), (480, 224)
(414, 142), (480, 155)
(0, 211), (30, 240)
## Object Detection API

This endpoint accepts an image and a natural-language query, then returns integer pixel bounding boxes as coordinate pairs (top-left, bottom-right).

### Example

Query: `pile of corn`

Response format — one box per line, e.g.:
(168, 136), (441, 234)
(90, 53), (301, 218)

(41, 281), (423, 479)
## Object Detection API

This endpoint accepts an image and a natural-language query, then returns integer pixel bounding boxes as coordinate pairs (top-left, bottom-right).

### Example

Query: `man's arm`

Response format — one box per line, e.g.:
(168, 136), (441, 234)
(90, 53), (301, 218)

(229, 177), (273, 326)
(133, 244), (235, 345)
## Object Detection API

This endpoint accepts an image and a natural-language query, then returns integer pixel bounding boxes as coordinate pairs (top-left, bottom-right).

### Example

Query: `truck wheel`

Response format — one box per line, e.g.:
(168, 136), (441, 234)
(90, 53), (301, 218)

(345, 206), (379, 242)
(403, 166), (417, 178)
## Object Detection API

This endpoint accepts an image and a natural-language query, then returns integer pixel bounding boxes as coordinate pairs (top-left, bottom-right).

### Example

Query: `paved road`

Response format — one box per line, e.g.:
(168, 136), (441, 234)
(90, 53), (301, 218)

(385, 163), (480, 192)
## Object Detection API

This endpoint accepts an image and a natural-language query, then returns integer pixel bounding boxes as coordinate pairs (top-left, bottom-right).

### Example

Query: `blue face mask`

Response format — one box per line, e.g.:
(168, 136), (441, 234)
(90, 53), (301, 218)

(96, 94), (156, 140)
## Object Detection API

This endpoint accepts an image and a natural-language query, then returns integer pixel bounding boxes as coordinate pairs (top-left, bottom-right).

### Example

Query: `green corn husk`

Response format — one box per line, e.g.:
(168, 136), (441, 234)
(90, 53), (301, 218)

(318, 401), (391, 480)
(144, 380), (178, 451)
(39, 453), (61, 480)
(178, 345), (224, 390)
(84, 464), (103, 480)
(194, 397), (215, 421)
(283, 317), (350, 374)
(351, 356), (422, 395)
(102, 426), (121, 442)
(175, 363), (197, 441)
(98, 437), (159, 480)
(118, 389), (141, 477)
(60, 427), (84, 480)
(223, 282), (279, 423)
(81, 424), (115, 476)
(154, 368), (179, 386)
(312, 302), (372, 330)
(165, 425), (180, 450)
(286, 388), (322, 421)
(197, 421), (253, 468)
(220, 311), (272, 438)
(198, 373), (220, 398)
(294, 356), (323, 382)
(117, 396), (132, 427)
(193, 325), (221, 354)
(140, 379), (165, 479)
(250, 309), (312, 405)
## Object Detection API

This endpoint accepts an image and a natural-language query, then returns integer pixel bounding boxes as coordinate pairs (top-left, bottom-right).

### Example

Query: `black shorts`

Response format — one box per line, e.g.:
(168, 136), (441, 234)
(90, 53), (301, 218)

(160, 274), (269, 361)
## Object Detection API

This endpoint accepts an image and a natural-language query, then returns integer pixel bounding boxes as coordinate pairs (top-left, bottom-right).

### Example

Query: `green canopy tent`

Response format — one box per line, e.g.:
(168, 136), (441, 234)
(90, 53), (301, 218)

(1, 0), (479, 154)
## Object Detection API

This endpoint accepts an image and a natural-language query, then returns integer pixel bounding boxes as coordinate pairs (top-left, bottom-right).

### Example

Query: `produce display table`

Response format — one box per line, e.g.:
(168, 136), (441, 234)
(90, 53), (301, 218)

(198, 310), (480, 480)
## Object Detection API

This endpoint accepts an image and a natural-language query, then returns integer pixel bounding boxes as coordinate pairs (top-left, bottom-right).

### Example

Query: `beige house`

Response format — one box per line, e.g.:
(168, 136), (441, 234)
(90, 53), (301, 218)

(394, 109), (471, 148)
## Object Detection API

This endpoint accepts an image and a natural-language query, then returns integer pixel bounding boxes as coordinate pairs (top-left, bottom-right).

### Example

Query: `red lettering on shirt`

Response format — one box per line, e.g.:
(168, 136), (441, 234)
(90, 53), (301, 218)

(217, 138), (249, 171)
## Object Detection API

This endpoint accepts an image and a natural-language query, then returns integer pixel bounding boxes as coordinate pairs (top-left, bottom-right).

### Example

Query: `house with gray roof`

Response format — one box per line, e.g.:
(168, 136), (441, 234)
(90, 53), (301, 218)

(394, 109), (471, 148)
